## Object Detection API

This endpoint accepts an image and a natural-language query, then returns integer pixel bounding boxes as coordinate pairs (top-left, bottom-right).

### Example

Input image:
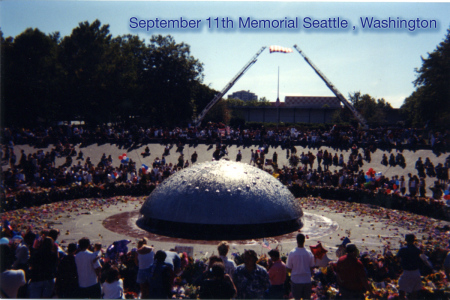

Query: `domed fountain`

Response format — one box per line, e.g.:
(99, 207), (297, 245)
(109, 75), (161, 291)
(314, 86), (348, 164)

(137, 160), (303, 240)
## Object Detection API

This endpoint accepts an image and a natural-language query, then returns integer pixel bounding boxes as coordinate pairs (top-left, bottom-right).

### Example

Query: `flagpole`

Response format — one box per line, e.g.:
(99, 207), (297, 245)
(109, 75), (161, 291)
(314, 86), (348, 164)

(277, 66), (280, 102)
(277, 66), (280, 127)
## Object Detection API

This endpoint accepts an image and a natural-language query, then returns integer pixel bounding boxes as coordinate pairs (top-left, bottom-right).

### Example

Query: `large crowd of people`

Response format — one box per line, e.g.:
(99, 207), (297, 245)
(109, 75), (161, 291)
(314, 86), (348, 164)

(1, 125), (449, 221)
(1, 123), (450, 299)
(1, 123), (449, 153)
(2, 221), (450, 300)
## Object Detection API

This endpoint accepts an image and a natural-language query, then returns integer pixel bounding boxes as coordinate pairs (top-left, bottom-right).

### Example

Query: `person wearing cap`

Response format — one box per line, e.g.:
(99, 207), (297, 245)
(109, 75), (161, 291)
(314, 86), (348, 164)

(396, 234), (423, 297)
(335, 243), (372, 299)
(286, 233), (315, 300)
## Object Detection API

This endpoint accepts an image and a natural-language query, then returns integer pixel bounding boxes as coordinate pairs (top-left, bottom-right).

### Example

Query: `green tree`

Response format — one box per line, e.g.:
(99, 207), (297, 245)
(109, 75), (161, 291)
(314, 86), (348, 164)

(140, 35), (204, 126)
(244, 97), (271, 107)
(2, 28), (61, 126)
(58, 20), (114, 125)
(2, 25), (208, 128)
(401, 87), (425, 127)
(191, 82), (218, 122)
(333, 92), (392, 125)
(258, 96), (271, 105)
(203, 100), (231, 124)
(108, 34), (147, 124)
(401, 28), (450, 129)
(225, 97), (245, 107)
(223, 98), (246, 125)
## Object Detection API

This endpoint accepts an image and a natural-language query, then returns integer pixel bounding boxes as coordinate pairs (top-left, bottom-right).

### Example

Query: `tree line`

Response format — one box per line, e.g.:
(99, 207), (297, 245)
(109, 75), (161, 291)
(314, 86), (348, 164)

(400, 28), (450, 130)
(2, 21), (449, 130)
(1, 20), (215, 127)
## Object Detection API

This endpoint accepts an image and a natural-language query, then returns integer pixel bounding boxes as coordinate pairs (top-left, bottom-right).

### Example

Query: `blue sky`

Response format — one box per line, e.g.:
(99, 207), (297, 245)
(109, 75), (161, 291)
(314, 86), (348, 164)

(1, 1), (449, 108)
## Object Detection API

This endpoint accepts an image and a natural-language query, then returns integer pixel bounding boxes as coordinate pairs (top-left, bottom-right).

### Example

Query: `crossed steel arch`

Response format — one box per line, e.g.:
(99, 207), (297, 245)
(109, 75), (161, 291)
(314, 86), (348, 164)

(194, 45), (368, 128)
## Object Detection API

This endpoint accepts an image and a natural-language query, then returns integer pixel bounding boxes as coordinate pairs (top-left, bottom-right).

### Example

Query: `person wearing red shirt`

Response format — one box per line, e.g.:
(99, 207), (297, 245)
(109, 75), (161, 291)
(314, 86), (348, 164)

(267, 249), (287, 299)
(335, 243), (372, 299)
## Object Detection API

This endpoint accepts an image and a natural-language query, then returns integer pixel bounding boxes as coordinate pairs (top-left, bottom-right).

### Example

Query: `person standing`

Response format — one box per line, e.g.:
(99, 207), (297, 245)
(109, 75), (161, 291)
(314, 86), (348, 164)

(199, 262), (237, 299)
(273, 151), (278, 164)
(148, 250), (174, 299)
(443, 249), (450, 280)
(408, 173), (417, 197)
(55, 243), (79, 298)
(75, 237), (102, 299)
(191, 151), (198, 164)
(165, 248), (181, 275)
(419, 177), (426, 197)
(217, 241), (237, 276)
(308, 152), (316, 170)
(236, 150), (242, 162)
(316, 150), (323, 168)
(266, 249), (287, 299)
(430, 181), (444, 200)
(28, 236), (59, 298)
(396, 234), (423, 298)
(233, 249), (270, 299)
(0, 244), (26, 299)
(399, 175), (406, 196)
(286, 233), (315, 300)
(134, 238), (154, 299)
(102, 266), (124, 299)
(11, 235), (29, 271)
(335, 243), (372, 299)
(416, 157), (426, 178)
(250, 149), (256, 166)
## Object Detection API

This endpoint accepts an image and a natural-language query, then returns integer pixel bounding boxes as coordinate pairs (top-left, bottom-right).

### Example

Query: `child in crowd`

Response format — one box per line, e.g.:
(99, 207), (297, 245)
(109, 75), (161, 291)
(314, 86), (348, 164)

(93, 243), (103, 263)
(102, 266), (124, 299)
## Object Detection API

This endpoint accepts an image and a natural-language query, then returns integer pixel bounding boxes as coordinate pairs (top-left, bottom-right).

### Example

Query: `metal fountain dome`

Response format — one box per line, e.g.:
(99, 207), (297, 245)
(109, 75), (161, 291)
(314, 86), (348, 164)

(137, 160), (304, 240)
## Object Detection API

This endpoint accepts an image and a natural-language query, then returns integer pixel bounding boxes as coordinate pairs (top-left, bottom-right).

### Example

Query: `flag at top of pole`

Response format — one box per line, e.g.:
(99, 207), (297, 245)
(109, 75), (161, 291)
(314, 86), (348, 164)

(269, 45), (293, 53)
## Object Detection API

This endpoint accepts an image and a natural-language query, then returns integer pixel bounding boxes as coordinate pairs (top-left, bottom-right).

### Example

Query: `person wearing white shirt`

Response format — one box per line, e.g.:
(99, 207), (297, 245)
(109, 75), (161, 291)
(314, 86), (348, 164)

(134, 238), (154, 298)
(102, 266), (124, 299)
(1, 244), (26, 299)
(75, 237), (102, 299)
(286, 233), (315, 300)
(217, 241), (237, 276)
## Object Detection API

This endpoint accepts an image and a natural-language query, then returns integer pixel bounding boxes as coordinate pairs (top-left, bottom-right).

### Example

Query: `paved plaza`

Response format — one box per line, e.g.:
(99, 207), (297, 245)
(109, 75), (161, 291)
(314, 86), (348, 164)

(10, 142), (448, 189)
(4, 143), (449, 259)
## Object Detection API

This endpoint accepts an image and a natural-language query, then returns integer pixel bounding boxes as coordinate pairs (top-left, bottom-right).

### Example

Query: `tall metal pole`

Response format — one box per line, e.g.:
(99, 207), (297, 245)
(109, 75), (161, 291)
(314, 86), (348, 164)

(194, 46), (266, 126)
(277, 66), (280, 126)
(277, 66), (280, 102)
(292, 44), (368, 128)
